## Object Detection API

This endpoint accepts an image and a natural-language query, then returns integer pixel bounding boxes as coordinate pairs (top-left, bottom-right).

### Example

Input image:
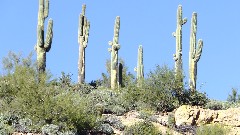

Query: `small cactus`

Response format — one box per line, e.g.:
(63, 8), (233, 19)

(134, 45), (144, 87)
(189, 12), (203, 92)
(78, 4), (90, 84)
(108, 16), (121, 89)
(36, 0), (53, 73)
(172, 5), (187, 81)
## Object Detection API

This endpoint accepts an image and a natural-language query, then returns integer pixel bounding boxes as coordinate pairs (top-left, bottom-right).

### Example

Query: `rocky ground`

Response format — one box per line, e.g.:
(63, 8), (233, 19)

(11, 105), (240, 135)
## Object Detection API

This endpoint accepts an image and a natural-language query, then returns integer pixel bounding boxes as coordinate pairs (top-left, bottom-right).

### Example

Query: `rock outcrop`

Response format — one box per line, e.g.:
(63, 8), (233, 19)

(175, 105), (240, 135)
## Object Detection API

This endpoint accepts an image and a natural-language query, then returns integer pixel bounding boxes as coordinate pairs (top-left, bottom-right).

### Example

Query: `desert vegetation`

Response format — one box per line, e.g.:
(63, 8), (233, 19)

(0, 1), (238, 135)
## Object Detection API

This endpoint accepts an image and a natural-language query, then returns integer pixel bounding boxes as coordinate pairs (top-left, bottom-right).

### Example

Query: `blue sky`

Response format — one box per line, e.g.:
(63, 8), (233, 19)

(1, 1), (240, 101)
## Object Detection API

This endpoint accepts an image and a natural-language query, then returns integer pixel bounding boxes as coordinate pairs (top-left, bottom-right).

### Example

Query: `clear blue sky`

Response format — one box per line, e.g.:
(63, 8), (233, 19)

(1, 1), (240, 101)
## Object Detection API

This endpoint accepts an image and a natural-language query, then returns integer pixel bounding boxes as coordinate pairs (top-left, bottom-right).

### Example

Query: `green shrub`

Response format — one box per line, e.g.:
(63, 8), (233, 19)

(122, 65), (180, 112)
(205, 100), (240, 110)
(103, 115), (125, 131)
(124, 121), (162, 135)
(0, 52), (97, 133)
(205, 100), (224, 110)
(0, 113), (14, 134)
(167, 113), (175, 128)
(181, 90), (209, 106)
(85, 89), (128, 115)
(196, 124), (229, 135)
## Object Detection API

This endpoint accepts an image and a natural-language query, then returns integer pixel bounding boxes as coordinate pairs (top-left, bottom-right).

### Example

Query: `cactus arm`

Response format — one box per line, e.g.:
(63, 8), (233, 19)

(83, 21), (90, 48)
(44, 0), (49, 19)
(134, 67), (137, 72)
(113, 16), (120, 44)
(78, 14), (84, 44)
(182, 18), (187, 25)
(37, 0), (44, 48)
(194, 39), (203, 62)
(82, 4), (86, 16)
(173, 54), (178, 61)
(172, 32), (176, 37)
(108, 48), (112, 52)
(190, 12), (197, 59)
(44, 19), (53, 52)
(37, 25), (44, 48)
(78, 4), (86, 44)
(108, 41), (113, 46)
(113, 44), (120, 50)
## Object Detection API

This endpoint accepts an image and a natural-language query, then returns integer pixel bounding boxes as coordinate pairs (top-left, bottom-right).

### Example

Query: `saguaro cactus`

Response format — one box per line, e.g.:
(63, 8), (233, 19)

(189, 12), (203, 92)
(36, 0), (53, 73)
(78, 4), (90, 84)
(172, 5), (187, 80)
(108, 16), (120, 89)
(134, 45), (144, 87)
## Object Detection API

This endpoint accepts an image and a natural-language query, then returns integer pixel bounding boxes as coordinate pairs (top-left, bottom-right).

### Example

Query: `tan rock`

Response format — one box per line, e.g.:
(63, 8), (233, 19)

(175, 105), (240, 127)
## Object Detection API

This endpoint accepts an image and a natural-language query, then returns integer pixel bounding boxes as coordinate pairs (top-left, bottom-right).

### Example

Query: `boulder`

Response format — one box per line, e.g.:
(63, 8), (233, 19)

(175, 105), (240, 127)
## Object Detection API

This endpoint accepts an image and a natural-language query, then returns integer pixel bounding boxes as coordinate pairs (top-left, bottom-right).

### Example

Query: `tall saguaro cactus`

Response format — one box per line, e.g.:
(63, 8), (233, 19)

(189, 12), (203, 92)
(134, 45), (144, 87)
(36, 0), (53, 73)
(108, 16), (121, 89)
(172, 5), (187, 80)
(78, 4), (90, 84)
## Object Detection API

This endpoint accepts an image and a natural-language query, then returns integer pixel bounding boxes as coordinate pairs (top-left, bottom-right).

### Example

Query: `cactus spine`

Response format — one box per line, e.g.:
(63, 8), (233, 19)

(189, 12), (203, 92)
(173, 5), (187, 80)
(36, 0), (53, 73)
(108, 16), (121, 89)
(78, 4), (90, 84)
(134, 45), (144, 87)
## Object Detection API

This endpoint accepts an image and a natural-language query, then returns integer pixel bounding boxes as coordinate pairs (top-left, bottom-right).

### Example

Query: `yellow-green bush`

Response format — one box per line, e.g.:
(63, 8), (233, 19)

(124, 121), (162, 135)
(196, 124), (229, 135)
(0, 52), (96, 133)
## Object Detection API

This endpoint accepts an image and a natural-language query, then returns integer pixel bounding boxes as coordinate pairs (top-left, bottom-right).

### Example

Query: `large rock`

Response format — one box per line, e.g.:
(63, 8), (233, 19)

(215, 108), (240, 127)
(175, 105), (240, 127)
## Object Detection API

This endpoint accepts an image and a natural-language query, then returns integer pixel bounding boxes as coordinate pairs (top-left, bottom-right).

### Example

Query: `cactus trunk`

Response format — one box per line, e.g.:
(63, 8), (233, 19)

(108, 16), (121, 89)
(189, 12), (203, 92)
(36, 0), (53, 73)
(135, 45), (144, 87)
(78, 4), (90, 84)
(118, 63), (123, 88)
(173, 5), (187, 82)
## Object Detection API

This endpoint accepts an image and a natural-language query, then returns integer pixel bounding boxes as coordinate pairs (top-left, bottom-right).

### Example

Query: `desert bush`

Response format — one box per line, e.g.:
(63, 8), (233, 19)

(0, 52), (97, 133)
(85, 89), (127, 115)
(144, 65), (181, 112)
(180, 90), (209, 106)
(102, 115), (125, 131)
(122, 65), (208, 112)
(122, 65), (180, 112)
(167, 113), (175, 128)
(205, 100), (224, 110)
(14, 118), (33, 133)
(124, 121), (162, 135)
(196, 124), (229, 135)
(0, 113), (14, 134)
(205, 100), (240, 110)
